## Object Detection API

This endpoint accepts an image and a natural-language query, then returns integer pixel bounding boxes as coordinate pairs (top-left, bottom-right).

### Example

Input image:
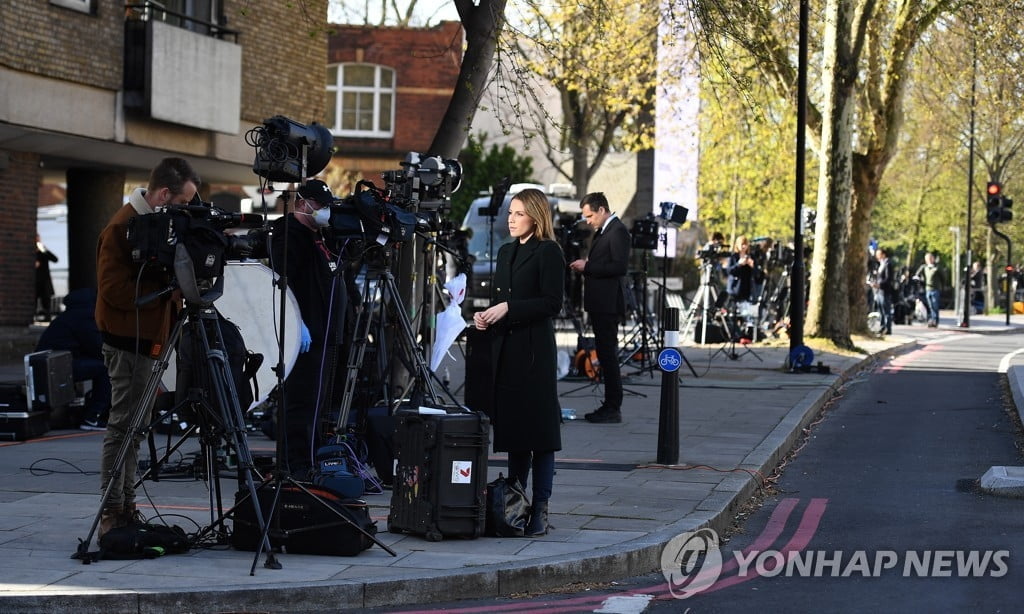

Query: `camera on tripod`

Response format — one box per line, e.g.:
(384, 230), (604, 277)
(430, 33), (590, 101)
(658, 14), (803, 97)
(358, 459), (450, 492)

(697, 244), (724, 261)
(127, 202), (269, 301)
(381, 152), (462, 209)
(323, 151), (463, 254)
(631, 213), (659, 250)
(555, 213), (590, 249)
(323, 182), (418, 249)
(380, 152), (462, 233)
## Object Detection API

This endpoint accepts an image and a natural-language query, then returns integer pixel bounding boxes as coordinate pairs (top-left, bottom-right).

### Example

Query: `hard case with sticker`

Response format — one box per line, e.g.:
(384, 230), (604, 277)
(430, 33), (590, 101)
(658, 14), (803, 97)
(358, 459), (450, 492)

(387, 408), (490, 541)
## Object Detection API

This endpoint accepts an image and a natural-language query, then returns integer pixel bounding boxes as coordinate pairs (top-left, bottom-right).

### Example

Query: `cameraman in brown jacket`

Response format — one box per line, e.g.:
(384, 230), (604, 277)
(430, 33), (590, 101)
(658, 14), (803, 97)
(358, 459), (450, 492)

(95, 157), (199, 538)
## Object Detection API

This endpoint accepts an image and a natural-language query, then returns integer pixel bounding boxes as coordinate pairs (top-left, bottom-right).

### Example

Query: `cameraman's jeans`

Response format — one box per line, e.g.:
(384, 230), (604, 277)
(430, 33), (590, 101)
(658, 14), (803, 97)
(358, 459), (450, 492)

(926, 289), (941, 324)
(100, 344), (156, 511)
(74, 357), (111, 423)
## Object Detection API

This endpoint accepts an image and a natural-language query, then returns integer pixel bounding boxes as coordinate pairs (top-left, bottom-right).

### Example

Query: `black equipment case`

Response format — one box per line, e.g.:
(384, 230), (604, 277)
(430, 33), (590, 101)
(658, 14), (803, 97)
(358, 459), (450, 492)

(24, 350), (75, 411)
(230, 483), (377, 556)
(0, 383), (49, 441)
(388, 408), (490, 541)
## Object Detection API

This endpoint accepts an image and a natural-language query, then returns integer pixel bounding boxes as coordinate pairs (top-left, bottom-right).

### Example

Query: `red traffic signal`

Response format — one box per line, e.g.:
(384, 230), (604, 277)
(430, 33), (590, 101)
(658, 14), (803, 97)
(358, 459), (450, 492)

(986, 181), (1011, 222)
(987, 182), (1003, 209)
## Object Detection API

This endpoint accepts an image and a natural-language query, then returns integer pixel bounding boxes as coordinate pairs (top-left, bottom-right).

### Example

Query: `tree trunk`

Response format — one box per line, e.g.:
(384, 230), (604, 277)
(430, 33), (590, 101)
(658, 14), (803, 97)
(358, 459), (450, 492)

(392, 0), (507, 396)
(806, 0), (858, 349)
(428, 0), (508, 157)
(846, 153), (882, 336)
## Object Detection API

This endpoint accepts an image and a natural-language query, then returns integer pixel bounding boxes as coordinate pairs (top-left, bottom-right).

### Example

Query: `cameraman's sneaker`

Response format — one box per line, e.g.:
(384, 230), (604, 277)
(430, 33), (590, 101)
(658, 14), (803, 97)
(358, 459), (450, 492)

(80, 418), (107, 431)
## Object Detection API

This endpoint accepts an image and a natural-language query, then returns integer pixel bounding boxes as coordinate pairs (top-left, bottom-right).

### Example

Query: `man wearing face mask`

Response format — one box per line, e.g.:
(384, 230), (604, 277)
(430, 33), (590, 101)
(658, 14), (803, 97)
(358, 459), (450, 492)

(269, 179), (348, 479)
(95, 157), (200, 539)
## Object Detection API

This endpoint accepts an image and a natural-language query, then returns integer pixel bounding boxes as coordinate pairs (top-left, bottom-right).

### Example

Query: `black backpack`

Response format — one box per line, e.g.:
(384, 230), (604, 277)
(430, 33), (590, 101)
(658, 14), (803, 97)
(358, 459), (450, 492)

(97, 523), (190, 560)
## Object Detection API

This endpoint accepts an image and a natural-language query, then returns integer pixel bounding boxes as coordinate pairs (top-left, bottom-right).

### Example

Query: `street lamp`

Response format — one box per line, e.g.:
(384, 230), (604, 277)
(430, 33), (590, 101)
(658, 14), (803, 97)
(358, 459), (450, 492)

(949, 226), (961, 318)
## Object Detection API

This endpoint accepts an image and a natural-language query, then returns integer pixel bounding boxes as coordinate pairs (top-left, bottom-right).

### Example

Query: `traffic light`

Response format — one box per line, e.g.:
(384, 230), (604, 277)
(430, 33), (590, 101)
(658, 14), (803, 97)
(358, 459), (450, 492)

(986, 181), (1013, 223)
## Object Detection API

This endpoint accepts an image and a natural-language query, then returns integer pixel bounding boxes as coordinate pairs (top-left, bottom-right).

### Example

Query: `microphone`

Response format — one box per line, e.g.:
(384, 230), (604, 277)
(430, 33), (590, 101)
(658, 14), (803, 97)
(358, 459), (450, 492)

(182, 205), (265, 228)
(232, 213), (265, 228)
(136, 284), (176, 307)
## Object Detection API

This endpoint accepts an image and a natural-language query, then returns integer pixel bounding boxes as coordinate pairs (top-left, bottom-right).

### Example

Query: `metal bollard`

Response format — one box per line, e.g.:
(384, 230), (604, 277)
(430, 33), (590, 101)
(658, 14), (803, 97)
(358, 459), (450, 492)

(657, 307), (680, 465)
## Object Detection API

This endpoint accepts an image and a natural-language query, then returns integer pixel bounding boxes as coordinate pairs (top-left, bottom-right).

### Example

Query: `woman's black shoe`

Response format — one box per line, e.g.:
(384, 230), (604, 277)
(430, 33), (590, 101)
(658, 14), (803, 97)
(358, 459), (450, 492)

(525, 501), (549, 536)
(585, 410), (621, 423)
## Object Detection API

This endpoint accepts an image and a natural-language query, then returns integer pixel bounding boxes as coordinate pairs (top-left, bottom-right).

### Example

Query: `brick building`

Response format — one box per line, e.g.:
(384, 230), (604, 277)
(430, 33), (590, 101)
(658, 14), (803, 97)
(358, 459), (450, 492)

(0, 2), (464, 332)
(0, 0), (328, 327)
(321, 21), (464, 194)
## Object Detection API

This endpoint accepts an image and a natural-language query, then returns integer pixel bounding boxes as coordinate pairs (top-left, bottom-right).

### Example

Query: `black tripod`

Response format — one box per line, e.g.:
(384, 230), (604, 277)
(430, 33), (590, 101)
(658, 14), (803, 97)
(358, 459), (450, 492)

(621, 251), (660, 377)
(73, 275), (273, 561)
(334, 248), (460, 433)
(682, 257), (724, 345)
(710, 298), (764, 362)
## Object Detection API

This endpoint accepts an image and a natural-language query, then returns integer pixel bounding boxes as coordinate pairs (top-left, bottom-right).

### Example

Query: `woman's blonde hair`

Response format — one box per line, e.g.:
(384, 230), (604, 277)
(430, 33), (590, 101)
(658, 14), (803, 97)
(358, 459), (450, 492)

(512, 188), (555, 241)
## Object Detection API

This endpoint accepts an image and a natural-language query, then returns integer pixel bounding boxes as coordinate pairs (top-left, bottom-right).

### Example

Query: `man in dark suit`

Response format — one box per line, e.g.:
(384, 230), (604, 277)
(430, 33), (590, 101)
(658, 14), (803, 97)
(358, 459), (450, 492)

(569, 192), (631, 424)
(872, 247), (895, 335)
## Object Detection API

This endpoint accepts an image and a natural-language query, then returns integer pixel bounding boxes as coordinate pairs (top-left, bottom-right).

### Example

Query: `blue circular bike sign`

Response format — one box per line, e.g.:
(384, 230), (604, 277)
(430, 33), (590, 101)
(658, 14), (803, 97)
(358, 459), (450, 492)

(658, 348), (682, 373)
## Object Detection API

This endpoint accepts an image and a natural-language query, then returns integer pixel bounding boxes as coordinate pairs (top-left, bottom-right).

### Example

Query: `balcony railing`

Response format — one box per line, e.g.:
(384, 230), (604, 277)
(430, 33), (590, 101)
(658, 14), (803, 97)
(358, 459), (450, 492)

(125, 1), (239, 42)
(123, 1), (242, 133)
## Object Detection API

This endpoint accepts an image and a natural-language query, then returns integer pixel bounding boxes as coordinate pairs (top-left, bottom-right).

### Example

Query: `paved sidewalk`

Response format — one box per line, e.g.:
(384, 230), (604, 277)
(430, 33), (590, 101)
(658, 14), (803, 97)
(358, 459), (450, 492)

(0, 310), (1019, 613)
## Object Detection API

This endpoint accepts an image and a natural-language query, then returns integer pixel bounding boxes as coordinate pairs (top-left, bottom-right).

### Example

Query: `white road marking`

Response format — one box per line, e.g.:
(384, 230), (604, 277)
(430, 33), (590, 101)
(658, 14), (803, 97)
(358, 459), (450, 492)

(998, 348), (1024, 373)
(594, 594), (655, 613)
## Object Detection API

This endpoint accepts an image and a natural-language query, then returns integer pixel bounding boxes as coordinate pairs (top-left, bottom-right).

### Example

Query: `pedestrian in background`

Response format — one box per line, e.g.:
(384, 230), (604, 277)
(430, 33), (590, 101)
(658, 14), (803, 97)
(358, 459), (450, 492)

(873, 247), (895, 335)
(35, 233), (58, 322)
(969, 262), (987, 315)
(914, 252), (946, 327)
(474, 188), (564, 536)
(569, 192), (630, 424)
(725, 235), (764, 305)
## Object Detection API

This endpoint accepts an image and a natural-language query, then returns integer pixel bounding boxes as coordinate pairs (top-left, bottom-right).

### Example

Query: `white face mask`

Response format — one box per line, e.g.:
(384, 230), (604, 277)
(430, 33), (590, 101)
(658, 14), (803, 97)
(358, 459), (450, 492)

(311, 206), (331, 227)
(299, 200), (331, 227)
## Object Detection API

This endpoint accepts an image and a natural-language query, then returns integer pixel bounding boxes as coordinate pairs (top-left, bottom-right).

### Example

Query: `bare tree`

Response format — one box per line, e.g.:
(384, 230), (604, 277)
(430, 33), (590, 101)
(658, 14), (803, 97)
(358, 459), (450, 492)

(429, 0), (509, 157)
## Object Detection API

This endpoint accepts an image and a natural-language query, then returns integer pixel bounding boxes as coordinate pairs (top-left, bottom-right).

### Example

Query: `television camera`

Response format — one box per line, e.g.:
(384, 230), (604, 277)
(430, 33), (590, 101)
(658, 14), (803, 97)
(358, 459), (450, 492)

(126, 201), (269, 304)
(555, 212), (591, 250)
(322, 152), (463, 260)
(381, 152), (463, 211)
(380, 152), (462, 236)
(631, 213), (659, 250)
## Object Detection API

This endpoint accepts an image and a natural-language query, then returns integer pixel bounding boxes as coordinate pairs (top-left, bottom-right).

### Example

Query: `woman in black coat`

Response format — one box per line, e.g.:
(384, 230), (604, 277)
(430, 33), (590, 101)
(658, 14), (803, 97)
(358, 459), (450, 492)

(473, 188), (564, 536)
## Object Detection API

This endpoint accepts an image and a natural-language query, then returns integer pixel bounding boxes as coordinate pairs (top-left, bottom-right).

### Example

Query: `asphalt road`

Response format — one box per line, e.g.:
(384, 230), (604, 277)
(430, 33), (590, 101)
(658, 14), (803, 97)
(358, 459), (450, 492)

(369, 331), (1024, 614)
(657, 331), (1024, 613)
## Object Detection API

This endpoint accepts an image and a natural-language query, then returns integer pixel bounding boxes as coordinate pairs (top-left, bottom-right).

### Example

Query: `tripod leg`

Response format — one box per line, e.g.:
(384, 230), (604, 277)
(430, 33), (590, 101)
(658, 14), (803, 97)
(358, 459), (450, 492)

(192, 308), (277, 571)
(73, 314), (187, 558)
(382, 272), (441, 405)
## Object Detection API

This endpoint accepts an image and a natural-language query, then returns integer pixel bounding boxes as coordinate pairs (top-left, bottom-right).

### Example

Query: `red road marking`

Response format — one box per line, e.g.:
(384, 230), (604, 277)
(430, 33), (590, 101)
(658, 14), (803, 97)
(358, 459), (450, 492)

(389, 498), (824, 614)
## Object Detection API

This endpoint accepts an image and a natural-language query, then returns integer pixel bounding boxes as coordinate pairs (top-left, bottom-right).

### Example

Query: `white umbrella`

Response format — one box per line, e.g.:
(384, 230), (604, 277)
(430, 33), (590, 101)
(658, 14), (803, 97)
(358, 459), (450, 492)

(430, 274), (468, 372)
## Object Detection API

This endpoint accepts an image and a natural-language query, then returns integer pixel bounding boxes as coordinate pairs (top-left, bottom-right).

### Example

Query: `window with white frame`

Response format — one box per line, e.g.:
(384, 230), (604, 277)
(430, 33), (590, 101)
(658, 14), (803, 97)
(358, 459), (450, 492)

(327, 64), (395, 137)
